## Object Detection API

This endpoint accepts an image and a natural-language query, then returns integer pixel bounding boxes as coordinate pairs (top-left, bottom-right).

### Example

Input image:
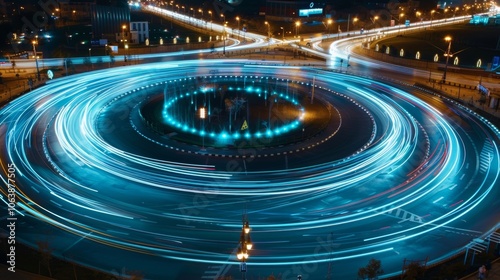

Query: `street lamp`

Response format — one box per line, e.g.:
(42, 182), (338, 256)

(265, 21), (271, 52)
(430, 10), (435, 27)
(442, 36), (452, 82)
(327, 18), (332, 36)
(88, 47), (92, 69)
(32, 36), (40, 81)
(236, 16), (240, 39)
(125, 44), (129, 64)
(295, 21), (301, 38)
(208, 11), (213, 31)
(199, 107), (206, 150)
(222, 22), (227, 55)
(398, 13), (405, 33)
(236, 217), (252, 280)
(121, 24), (127, 46)
(280, 26), (284, 41)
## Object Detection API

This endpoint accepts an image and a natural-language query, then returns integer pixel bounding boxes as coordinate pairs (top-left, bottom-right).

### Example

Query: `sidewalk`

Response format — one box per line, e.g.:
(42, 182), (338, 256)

(0, 264), (54, 280)
(460, 258), (500, 280)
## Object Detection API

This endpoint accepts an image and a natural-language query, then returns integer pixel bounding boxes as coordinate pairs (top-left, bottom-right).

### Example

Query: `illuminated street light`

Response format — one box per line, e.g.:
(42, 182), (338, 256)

(237, 216), (252, 280)
(208, 11), (213, 31)
(223, 22), (227, 55)
(32, 36), (40, 81)
(121, 24), (127, 47)
(295, 21), (301, 38)
(236, 16), (240, 39)
(430, 10), (435, 27)
(371, 15), (379, 28)
(264, 21), (271, 52)
(125, 44), (129, 64)
(199, 107), (206, 150)
(353, 17), (359, 31)
(442, 36), (452, 82)
(398, 13), (405, 33)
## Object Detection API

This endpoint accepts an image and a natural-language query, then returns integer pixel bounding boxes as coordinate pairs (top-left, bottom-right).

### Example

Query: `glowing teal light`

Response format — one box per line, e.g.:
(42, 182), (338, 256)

(162, 76), (305, 141)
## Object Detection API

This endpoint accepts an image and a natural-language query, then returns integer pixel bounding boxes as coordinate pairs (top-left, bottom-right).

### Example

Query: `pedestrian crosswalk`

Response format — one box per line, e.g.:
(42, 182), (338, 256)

(479, 140), (494, 173)
(381, 206), (423, 223)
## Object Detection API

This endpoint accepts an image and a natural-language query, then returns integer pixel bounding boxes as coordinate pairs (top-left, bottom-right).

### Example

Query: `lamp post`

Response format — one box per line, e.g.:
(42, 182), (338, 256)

(326, 19), (332, 37)
(208, 11), (213, 31)
(265, 21), (271, 53)
(280, 26), (284, 41)
(430, 10), (435, 28)
(88, 47), (92, 69)
(398, 13), (404, 33)
(199, 107), (206, 150)
(121, 24), (127, 47)
(236, 16), (240, 39)
(236, 217), (253, 280)
(223, 22), (227, 55)
(125, 44), (129, 64)
(442, 36), (452, 82)
(32, 36), (40, 81)
(295, 21), (300, 38)
(371, 15), (379, 28)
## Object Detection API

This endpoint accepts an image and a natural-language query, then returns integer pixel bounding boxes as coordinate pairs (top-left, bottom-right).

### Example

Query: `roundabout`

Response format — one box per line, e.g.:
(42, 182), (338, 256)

(1, 59), (499, 279)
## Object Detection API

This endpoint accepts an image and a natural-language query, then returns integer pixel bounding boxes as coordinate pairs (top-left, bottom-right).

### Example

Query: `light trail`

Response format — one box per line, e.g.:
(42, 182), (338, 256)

(0, 59), (498, 279)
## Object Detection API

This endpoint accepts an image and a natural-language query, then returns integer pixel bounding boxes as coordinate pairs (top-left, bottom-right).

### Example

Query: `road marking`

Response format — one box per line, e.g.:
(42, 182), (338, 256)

(433, 196), (444, 203)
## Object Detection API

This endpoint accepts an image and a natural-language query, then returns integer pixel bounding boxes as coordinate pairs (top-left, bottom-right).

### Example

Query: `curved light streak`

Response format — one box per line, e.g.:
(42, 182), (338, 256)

(0, 60), (498, 279)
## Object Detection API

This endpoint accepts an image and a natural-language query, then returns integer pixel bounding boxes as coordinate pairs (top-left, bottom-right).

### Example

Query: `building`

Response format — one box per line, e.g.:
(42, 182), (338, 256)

(90, 4), (130, 42)
(58, 0), (95, 22)
(265, 1), (325, 22)
(129, 21), (149, 44)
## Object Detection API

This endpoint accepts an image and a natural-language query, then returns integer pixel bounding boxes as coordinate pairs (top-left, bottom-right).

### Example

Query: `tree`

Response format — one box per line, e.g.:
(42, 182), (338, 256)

(358, 258), (383, 280)
(403, 262), (426, 280)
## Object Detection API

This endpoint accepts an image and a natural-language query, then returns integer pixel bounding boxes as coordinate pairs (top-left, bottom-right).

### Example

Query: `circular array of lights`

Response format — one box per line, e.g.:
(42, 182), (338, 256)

(161, 75), (305, 141)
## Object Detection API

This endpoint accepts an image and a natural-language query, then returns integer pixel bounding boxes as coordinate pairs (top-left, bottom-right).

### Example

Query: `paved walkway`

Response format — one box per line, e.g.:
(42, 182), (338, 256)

(460, 258), (500, 280)
(0, 264), (54, 280)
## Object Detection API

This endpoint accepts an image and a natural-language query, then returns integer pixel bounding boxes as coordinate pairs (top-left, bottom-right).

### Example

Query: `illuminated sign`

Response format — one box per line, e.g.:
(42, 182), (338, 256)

(299, 8), (323, 17)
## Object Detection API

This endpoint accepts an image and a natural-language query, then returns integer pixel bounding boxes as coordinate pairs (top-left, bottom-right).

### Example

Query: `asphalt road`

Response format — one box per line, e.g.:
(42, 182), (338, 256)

(0, 59), (499, 279)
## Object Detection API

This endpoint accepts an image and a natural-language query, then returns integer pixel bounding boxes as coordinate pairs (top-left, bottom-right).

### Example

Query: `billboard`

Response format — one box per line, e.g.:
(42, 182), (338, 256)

(298, 2), (323, 17)
(299, 8), (323, 17)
